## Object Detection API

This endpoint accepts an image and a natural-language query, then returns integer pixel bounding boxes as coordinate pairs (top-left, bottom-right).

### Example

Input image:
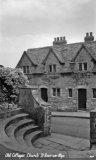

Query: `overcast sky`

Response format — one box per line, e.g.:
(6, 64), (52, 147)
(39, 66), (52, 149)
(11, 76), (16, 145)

(0, 0), (96, 68)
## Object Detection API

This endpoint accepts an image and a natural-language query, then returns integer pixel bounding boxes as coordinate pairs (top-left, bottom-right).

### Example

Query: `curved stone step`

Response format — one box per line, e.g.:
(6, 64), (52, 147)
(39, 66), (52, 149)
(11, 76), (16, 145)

(15, 125), (39, 146)
(4, 113), (29, 132)
(24, 130), (43, 146)
(5, 119), (34, 138)
(0, 113), (29, 141)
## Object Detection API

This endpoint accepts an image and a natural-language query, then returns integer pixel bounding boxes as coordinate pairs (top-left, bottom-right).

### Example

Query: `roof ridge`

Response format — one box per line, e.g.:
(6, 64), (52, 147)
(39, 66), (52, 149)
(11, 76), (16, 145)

(27, 46), (52, 51)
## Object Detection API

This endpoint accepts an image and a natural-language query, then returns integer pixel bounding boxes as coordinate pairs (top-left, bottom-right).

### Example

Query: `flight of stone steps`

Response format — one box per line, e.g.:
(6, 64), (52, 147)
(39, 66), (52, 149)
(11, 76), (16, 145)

(0, 111), (64, 155)
(0, 112), (47, 153)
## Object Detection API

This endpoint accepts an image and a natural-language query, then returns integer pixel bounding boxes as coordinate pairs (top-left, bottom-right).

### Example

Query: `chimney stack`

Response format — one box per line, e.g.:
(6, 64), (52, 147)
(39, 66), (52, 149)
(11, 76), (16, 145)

(53, 36), (67, 45)
(84, 32), (94, 42)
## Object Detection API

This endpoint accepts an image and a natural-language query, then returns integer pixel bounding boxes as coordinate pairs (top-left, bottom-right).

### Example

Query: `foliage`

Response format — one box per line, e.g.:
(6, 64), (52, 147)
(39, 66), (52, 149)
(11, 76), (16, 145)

(0, 67), (29, 103)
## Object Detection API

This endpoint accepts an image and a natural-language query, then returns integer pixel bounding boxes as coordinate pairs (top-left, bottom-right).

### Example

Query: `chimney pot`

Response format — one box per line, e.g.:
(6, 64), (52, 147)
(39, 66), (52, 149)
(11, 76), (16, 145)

(57, 37), (59, 41)
(54, 38), (56, 41)
(85, 32), (94, 42)
(86, 33), (89, 37)
(60, 37), (62, 41)
(90, 32), (93, 36)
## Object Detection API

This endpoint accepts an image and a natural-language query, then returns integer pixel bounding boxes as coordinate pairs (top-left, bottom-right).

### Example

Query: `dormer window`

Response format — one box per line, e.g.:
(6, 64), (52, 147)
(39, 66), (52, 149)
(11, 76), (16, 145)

(49, 64), (56, 73)
(49, 65), (52, 72)
(79, 63), (82, 71)
(79, 63), (87, 71)
(84, 63), (87, 71)
(23, 66), (29, 73)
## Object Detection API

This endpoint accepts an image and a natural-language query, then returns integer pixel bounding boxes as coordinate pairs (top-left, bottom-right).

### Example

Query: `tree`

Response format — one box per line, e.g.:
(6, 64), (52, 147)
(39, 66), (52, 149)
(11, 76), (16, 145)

(0, 67), (29, 103)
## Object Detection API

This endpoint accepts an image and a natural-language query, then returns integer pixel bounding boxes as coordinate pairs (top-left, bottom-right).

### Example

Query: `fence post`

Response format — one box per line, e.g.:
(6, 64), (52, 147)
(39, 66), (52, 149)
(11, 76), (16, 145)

(43, 105), (51, 136)
(90, 109), (96, 149)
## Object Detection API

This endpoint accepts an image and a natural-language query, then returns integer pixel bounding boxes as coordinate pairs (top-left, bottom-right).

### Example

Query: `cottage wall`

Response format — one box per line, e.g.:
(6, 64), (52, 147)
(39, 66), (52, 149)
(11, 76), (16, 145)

(74, 48), (93, 72)
(19, 54), (35, 73)
(17, 34), (96, 111)
(45, 51), (61, 72)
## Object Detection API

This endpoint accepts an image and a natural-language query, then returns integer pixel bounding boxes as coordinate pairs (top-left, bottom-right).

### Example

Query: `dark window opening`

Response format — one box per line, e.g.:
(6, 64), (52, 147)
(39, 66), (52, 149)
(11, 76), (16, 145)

(52, 88), (60, 97)
(84, 63), (87, 71)
(79, 63), (82, 71)
(68, 88), (72, 97)
(49, 65), (52, 72)
(53, 88), (56, 96)
(23, 66), (30, 73)
(53, 64), (56, 72)
(23, 66), (26, 73)
(27, 66), (29, 73)
(93, 88), (96, 98)
(49, 64), (56, 73)
(57, 88), (60, 96)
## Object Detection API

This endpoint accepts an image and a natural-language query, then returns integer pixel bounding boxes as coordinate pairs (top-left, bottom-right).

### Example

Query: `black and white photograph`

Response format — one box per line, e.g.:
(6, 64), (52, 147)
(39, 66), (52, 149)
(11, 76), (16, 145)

(0, 0), (96, 159)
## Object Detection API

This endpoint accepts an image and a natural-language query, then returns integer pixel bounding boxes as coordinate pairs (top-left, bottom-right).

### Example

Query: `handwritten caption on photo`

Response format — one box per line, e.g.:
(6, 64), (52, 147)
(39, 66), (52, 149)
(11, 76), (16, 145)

(5, 152), (65, 159)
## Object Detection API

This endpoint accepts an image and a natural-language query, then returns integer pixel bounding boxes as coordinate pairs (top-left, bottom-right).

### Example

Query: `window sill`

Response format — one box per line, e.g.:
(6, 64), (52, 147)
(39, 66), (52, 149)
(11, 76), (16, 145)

(52, 96), (61, 98)
(92, 98), (96, 100)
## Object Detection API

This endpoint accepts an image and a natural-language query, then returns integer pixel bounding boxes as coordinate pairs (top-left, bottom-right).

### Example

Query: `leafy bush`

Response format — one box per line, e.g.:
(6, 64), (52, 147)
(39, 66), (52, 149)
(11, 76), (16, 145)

(0, 67), (28, 103)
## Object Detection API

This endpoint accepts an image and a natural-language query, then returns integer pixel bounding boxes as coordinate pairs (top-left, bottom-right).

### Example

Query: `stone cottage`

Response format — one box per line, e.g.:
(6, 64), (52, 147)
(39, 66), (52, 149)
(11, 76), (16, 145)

(16, 32), (96, 111)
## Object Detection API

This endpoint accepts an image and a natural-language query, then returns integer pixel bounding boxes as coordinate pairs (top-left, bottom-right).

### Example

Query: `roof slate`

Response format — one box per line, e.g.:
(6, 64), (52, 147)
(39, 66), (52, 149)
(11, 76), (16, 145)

(26, 41), (96, 64)
(19, 40), (96, 73)
(27, 47), (51, 65)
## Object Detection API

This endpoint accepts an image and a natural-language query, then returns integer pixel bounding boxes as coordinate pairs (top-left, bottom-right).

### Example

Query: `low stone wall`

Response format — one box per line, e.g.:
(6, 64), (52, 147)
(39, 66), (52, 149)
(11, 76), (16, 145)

(0, 108), (23, 119)
(18, 87), (51, 136)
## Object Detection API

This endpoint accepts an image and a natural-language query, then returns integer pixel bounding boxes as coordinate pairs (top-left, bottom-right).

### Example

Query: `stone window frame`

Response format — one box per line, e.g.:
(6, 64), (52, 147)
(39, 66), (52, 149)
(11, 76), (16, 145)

(78, 62), (87, 71)
(23, 66), (30, 74)
(68, 88), (72, 98)
(92, 88), (96, 99)
(49, 64), (57, 73)
(52, 88), (61, 97)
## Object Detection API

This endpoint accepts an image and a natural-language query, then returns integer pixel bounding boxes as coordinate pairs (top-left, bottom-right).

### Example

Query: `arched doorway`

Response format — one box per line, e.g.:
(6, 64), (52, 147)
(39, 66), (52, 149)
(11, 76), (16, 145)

(41, 88), (48, 102)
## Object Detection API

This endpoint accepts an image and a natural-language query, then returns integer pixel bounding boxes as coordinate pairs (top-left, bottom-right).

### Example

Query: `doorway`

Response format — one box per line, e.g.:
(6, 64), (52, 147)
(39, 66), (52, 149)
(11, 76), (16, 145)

(78, 89), (87, 110)
(41, 88), (48, 102)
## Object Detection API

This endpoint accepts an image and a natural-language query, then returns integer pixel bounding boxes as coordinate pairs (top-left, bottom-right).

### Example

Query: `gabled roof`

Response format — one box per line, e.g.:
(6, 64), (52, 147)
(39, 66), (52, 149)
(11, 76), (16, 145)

(16, 51), (36, 67)
(17, 40), (96, 73)
(42, 48), (65, 64)
(26, 47), (51, 65)
(72, 43), (95, 62)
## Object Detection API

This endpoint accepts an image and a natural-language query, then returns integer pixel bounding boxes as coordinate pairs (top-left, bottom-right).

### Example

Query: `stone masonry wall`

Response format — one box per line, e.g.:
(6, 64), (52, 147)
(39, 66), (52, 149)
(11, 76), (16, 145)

(19, 45), (96, 111)
(28, 72), (96, 111)
(19, 54), (36, 74)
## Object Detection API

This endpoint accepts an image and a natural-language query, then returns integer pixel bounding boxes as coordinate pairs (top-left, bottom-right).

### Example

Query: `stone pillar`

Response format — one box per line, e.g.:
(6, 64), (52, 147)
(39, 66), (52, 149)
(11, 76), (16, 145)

(43, 105), (51, 136)
(90, 109), (96, 148)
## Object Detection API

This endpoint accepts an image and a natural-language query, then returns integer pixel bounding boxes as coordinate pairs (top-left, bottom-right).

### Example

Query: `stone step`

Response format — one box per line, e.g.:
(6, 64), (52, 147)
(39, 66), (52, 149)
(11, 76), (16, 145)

(24, 130), (43, 146)
(0, 113), (29, 141)
(5, 119), (33, 138)
(15, 125), (39, 146)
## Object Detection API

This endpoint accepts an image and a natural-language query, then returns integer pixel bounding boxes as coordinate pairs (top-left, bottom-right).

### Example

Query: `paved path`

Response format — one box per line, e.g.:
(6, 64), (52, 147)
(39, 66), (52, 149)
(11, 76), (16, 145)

(34, 133), (90, 151)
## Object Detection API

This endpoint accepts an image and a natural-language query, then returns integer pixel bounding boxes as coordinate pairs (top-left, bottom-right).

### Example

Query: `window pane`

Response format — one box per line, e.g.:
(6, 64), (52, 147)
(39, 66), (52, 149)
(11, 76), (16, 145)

(68, 88), (72, 97)
(93, 89), (96, 98)
(84, 63), (87, 71)
(79, 63), (82, 71)
(53, 88), (56, 96)
(53, 64), (56, 72)
(49, 65), (52, 72)
(23, 66), (26, 73)
(57, 88), (60, 96)
(27, 66), (29, 73)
